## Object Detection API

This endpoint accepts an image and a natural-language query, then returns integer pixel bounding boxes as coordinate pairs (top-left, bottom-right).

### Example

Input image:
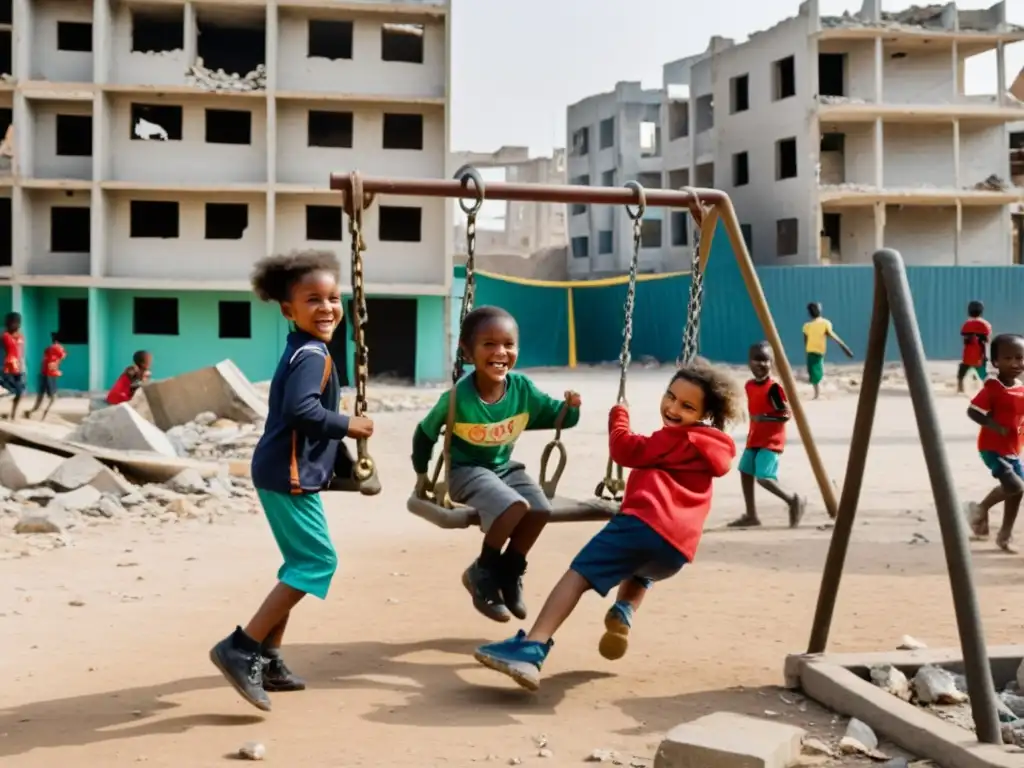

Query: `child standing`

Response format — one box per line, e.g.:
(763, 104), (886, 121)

(0, 311), (26, 419)
(413, 306), (581, 624)
(729, 342), (806, 529)
(803, 302), (853, 400)
(965, 333), (1024, 553)
(957, 300), (992, 394)
(209, 250), (374, 712)
(473, 361), (739, 691)
(106, 350), (152, 406)
(25, 332), (66, 420)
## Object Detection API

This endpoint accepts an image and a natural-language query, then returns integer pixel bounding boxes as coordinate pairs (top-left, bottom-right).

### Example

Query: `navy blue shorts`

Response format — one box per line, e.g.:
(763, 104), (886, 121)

(570, 513), (688, 597)
(38, 375), (57, 397)
(0, 372), (25, 396)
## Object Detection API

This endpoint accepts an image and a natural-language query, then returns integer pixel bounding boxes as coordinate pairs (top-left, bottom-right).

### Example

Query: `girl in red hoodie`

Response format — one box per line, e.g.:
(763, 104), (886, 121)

(473, 361), (740, 691)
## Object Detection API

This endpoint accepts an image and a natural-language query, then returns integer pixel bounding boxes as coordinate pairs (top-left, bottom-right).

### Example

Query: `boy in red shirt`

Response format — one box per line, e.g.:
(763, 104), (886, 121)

(957, 300), (992, 394)
(25, 332), (66, 420)
(730, 342), (807, 529)
(472, 361), (739, 691)
(965, 333), (1024, 552)
(106, 350), (152, 405)
(0, 311), (26, 419)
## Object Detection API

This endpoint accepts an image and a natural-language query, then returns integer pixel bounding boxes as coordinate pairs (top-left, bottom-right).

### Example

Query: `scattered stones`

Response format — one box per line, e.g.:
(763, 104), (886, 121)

(801, 737), (833, 757)
(839, 718), (879, 755)
(51, 485), (102, 513)
(897, 635), (927, 650)
(913, 665), (967, 705)
(237, 741), (266, 760)
(585, 749), (619, 763)
(0, 445), (65, 490)
(166, 468), (207, 495)
(871, 664), (912, 701)
(186, 60), (267, 93)
(14, 509), (65, 534)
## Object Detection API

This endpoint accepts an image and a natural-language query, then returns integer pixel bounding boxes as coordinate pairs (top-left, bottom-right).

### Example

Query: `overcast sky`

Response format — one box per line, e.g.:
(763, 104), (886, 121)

(449, 0), (1024, 156)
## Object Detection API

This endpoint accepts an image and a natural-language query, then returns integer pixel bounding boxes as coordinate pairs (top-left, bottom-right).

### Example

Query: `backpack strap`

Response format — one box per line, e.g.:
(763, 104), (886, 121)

(289, 342), (332, 393)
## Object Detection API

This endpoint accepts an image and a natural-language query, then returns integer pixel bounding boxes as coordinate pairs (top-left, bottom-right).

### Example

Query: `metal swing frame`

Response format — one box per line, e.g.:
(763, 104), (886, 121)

(330, 171), (841, 529)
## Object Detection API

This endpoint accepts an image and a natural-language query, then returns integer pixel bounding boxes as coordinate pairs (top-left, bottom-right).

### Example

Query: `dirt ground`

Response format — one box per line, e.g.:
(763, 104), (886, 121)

(0, 362), (1015, 767)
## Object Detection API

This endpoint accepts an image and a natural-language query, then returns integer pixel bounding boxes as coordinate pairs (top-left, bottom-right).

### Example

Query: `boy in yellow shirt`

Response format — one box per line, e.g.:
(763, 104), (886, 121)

(803, 302), (852, 399)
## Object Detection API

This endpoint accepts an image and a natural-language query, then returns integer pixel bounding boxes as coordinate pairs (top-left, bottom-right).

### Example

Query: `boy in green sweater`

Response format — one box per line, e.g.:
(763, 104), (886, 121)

(413, 306), (581, 624)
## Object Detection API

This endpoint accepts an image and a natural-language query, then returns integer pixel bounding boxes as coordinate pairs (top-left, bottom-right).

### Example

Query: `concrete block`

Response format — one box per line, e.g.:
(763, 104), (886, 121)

(51, 485), (102, 512)
(48, 453), (136, 497)
(68, 404), (178, 458)
(0, 444), (66, 490)
(141, 360), (268, 430)
(654, 712), (805, 768)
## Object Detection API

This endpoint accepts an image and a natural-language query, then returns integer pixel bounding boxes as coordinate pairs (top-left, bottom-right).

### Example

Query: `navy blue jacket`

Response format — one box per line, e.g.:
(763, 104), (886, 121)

(251, 332), (350, 494)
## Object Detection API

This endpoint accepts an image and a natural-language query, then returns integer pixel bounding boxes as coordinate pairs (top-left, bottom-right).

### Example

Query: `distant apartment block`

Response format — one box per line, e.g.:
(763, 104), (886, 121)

(568, 0), (1024, 276)
(0, 0), (452, 390)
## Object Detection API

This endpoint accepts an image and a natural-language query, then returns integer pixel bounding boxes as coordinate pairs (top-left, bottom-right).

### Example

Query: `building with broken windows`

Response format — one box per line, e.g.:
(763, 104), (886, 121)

(0, 0), (450, 391)
(568, 0), (1024, 276)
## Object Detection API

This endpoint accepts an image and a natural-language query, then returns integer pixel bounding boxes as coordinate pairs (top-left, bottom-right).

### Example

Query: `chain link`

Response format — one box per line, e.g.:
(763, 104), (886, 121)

(348, 200), (370, 418)
(678, 191), (707, 366)
(454, 210), (477, 383)
(617, 214), (641, 402)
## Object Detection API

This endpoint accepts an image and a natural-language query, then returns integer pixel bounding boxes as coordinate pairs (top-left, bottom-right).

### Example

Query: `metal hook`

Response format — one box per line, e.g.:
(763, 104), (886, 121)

(624, 180), (646, 221)
(453, 165), (486, 216)
(681, 185), (705, 228)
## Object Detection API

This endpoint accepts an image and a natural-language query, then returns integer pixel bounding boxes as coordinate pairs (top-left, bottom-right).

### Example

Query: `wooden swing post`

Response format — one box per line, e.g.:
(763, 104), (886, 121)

(329, 173), (840, 522)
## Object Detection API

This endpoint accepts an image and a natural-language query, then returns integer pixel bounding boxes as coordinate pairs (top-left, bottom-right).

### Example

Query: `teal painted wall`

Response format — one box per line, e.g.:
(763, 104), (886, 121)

(415, 295), (447, 383)
(21, 287), (90, 392)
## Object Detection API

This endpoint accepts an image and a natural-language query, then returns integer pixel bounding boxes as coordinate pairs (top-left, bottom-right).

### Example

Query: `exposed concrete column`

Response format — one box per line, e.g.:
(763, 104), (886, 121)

(93, 93), (109, 181)
(10, 187), (25, 275)
(954, 200), (962, 265)
(996, 42), (1006, 106)
(12, 92), (31, 178)
(90, 188), (107, 278)
(873, 200), (886, 251)
(873, 117), (883, 188)
(265, 1), (278, 194)
(87, 286), (109, 391)
(92, 0), (111, 83)
(183, 3), (197, 66)
(950, 40), (958, 100)
(952, 118), (960, 188)
(265, 1), (278, 92)
(12, 0), (30, 79)
(873, 36), (883, 103)
(10, 283), (22, 313)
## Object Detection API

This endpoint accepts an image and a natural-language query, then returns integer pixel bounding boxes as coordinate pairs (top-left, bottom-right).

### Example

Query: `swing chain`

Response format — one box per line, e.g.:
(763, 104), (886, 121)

(595, 181), (646, 502)
(453, 165), (486, 383)
(678, 188), (709, 367)
(346, 172), (376, 481)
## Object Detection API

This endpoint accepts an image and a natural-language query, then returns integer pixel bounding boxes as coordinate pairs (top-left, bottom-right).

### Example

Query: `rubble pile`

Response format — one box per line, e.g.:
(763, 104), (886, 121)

(973, 174), (1011, 192)
(166, 411), (262, 462)
(186, 59), (267, 92)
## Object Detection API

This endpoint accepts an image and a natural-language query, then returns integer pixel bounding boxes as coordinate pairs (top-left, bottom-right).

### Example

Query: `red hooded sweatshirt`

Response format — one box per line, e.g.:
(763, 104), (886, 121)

(608, 404), (736, 562)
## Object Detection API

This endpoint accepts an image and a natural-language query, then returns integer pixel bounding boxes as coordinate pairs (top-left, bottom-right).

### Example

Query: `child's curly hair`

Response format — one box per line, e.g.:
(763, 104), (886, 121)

(251, 250), (341, 303)
(671, 358), (743, 431)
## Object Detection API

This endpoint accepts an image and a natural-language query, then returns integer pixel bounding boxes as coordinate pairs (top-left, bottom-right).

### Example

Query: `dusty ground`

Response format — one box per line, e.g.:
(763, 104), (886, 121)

(0, 362), (1014, 767)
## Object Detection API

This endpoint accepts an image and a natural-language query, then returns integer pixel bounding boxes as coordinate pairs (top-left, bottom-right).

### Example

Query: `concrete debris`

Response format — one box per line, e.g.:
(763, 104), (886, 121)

(870, 664), (912, 701)
(818, 95), (868, 105)
(913, 665), (968, 705)
(655, 712), (805, 768)
(897, 635), (927, 650)
(0, 445), (65, 491)
(839, 718), (878, 755)
(50, 485), (103, 513)
(186, 58), (267, 92)
(68, 404), (179, 458)
(973, 174), (1010, 192)
(47, 453), (135, 497)
(138, 359), (268, 430)
(14, 509), (66, 535)
(238, 741), (266, 761)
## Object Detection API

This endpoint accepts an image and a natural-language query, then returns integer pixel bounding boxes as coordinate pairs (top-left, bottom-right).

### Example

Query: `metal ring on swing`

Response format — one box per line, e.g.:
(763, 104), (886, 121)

(453, 164), (486, 216)
(538, 402), (570, 500)
(353, 441), (375, 481)
(623, 180), (647, 221)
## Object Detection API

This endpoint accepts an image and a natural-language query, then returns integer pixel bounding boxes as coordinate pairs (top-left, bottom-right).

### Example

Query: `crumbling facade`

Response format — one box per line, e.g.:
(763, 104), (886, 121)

(450, 146), (567, 258)
(570, 0), (1024, 273)
(0, 0), (451, 390)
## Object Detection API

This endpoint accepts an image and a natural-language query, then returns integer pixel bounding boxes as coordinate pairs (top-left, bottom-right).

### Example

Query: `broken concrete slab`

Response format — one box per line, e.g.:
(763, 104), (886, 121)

(50, 485), (102, 512)
(68, 403), (179, 457)
(0, 444), (66, 490)
(654, 712), (804, 768)
(48, 453), (135, 497)
(139, 360), (267, 430)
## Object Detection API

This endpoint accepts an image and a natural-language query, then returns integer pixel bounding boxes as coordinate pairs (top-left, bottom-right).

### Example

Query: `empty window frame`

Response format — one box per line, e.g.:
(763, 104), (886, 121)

(381, 23), (424, 63)
(571, 235), (589, 259)
(205, 109), (251, 145)
(306, 205), (343, 241)
(57, 297), (88, 345)
(733, 151), (750, 187)
(57, 21), (92, 52)
(0, 1), (10, 25)
(740, 224), (753, 257)
(55, 114), (92, 156)
(598, 230), (613, 254)
(131, 103), (183, 141)
(205, 203), (248, 239)
(133, 297), (179, 335)
(130, 200), (179, 238)
(600, 169), (615, 187)
(818, 53), (846, 98)
(776, 218), (798, 257)
(773, 55), (796, 101)
(382, 113), (423, 150)
(731, 74), (749, 113)
(218, 301), (251, 339)
(50, 206), (90, 252)
(131, 10), (184, 53)
(571, 127), (589, 157)
(640, 219), (662, 249)
(0, 197), (10, 267)
(308, 19), (353, 60)
(820, 132), (845, 153)
(598, 117), (615, 150)
(570, 175), (589, 215)
(307, 110), (353, 148)
(379, 206), (421, 242)
(776, 137), (797, 180)
(671, 211), (688, 247)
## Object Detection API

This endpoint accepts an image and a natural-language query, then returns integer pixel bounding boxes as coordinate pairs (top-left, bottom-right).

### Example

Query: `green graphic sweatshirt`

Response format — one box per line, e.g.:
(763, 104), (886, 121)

(411, 372), (580, 473)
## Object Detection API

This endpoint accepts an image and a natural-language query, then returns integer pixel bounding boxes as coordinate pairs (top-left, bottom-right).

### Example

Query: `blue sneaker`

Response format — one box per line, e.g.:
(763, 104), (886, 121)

(474, 629), (552, 692)
(599, 601), (633, 661)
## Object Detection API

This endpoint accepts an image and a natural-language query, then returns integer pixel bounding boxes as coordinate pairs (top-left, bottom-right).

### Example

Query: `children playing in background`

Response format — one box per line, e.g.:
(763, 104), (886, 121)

(412, 306), (581, 624)
(24, 332), (66, 420)
(965, 333), (1024, 553)
(802, 302), (853, 400)
(472, 361), (738, 692)
(957, 300), (992, 394)
(0, 311), (26, 419)
(729, 342), (806, 529)
(210, 250), (374, 712)
(106, 350), (152, 406)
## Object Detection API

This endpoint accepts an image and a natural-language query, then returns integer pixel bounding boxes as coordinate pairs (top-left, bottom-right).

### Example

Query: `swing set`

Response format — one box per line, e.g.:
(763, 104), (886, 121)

(331, 170), (840, 528)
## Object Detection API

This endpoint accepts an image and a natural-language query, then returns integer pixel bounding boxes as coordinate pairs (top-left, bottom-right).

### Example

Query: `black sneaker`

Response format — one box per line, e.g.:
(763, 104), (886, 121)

(461, 560), (511, 623)
(209, 627), (272, 712)
(262, 654), (306, 692)
(499, 553), (528, 621)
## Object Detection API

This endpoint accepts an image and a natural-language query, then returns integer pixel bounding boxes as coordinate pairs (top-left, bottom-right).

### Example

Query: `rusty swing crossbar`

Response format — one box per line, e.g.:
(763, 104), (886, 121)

(331, 172), (841, 525)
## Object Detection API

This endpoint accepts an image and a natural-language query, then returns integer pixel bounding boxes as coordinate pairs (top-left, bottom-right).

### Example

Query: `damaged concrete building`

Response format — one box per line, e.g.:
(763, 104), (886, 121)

(569, 0), (1024, 274)
(0, 0), (451, 390)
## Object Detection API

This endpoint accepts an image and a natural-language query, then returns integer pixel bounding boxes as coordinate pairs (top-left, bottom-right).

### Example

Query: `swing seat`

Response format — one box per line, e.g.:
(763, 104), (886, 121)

(406, 493), (620, 530)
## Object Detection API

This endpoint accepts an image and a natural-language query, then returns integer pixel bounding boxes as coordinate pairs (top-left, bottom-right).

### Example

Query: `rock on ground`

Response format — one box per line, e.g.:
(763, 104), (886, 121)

(913, 665), (968, 705)
(0, 444), (65, 490)
(871, 664), (912, 701)
(68, 404), (179, 457)
(48, 453), (135, 497)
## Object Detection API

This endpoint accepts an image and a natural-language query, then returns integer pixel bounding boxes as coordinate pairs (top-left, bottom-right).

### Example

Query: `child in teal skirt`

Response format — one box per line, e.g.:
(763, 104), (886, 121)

(209, 250), (374, 712)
